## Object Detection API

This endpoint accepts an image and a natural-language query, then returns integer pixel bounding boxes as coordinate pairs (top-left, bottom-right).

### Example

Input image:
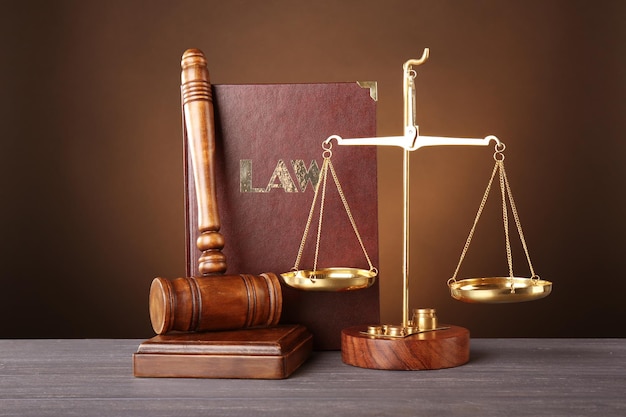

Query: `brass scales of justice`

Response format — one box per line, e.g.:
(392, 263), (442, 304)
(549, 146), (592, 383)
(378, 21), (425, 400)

(280, 48), (552, 370)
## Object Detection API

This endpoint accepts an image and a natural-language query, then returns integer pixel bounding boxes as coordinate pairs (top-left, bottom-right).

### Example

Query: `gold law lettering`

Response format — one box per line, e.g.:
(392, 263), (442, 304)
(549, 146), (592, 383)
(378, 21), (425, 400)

(240, 159), (321, 193)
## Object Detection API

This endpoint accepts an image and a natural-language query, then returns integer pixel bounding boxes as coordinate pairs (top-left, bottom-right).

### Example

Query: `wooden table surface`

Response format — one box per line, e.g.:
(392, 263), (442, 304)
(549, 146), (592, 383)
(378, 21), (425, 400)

(0, 338), (624, 416)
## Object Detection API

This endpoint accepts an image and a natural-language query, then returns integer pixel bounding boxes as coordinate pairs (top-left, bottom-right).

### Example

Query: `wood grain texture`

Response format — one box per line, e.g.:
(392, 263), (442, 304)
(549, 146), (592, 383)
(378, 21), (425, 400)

(148, 273), (282, 334)
(341, 325), (469, 370)
(181, 48), (226, 275)
(133, 324), (312, 379)
(1, 339), (624, 416)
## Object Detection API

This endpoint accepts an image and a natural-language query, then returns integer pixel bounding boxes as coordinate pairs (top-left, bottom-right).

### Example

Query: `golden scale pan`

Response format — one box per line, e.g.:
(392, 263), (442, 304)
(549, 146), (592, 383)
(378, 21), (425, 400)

(278, 49), (552, 372)
(281, 47), (551, 307)
(447, 143), (552, 303)
(449, 277), (552, 303)
(280, 139), (378, 292)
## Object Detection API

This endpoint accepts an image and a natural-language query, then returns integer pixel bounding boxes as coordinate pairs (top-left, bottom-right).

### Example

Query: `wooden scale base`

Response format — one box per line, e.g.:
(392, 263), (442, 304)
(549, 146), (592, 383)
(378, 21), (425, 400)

(133, 324), (312, 379)
(341, 325), (469, 370)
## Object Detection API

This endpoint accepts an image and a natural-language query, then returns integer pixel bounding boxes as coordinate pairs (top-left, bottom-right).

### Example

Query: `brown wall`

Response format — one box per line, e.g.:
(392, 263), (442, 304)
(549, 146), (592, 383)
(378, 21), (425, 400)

(1, 0), (624, 338)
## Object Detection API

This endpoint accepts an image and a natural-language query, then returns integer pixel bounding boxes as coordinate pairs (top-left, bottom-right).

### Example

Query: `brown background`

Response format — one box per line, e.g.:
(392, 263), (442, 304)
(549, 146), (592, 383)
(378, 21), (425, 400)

(1, 0), (624, 339)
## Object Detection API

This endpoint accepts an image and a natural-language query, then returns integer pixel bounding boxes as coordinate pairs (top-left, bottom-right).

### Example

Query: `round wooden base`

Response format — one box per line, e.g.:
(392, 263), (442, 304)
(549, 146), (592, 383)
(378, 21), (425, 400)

(341, 324), (470, 370)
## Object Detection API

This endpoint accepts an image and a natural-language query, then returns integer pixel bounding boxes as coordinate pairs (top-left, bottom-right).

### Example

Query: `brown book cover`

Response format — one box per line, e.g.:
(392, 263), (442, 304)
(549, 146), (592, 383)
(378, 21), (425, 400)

(184, 82), (380, 350)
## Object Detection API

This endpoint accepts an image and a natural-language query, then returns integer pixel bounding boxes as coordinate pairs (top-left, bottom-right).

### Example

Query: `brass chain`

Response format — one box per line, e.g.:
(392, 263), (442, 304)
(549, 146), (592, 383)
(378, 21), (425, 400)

(327, 158), (376, 273)
(501, 158), (538, 279)
(449, 143), (537, 285)
(449, 161), (498, 284)
(292, 158), (327, 272)
(293, 141), (376, 278)
(312, 154), (331, 273)
(498, 159), (514, 278)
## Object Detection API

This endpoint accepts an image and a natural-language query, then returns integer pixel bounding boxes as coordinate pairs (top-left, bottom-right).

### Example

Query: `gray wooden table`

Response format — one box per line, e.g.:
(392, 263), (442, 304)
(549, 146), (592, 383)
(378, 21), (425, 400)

(0, 338), (624, 416)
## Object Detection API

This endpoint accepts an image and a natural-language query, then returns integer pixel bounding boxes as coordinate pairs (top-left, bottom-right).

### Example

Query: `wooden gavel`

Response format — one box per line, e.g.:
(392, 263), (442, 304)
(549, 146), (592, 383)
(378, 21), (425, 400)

(148, 49), (282, 335)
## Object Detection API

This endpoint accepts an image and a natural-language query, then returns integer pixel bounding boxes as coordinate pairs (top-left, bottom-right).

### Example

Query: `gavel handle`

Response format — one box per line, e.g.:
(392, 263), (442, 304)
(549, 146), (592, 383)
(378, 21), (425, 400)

(181, 49), (227, 275)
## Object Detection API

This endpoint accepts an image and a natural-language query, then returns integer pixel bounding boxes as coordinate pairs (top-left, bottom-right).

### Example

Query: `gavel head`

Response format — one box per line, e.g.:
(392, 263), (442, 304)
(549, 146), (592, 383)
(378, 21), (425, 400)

(149, 273), (283, 334)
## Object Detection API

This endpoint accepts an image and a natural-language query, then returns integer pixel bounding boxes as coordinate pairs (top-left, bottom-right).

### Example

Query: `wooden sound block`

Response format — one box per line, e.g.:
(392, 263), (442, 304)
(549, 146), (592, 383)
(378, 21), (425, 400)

(133, 324), (312, 379)
(341, 324), (469, 370)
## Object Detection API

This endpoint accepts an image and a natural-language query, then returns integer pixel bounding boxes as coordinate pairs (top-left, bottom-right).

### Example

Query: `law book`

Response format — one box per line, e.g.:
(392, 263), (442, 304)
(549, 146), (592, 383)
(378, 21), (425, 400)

(184, 82), (380, 350)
